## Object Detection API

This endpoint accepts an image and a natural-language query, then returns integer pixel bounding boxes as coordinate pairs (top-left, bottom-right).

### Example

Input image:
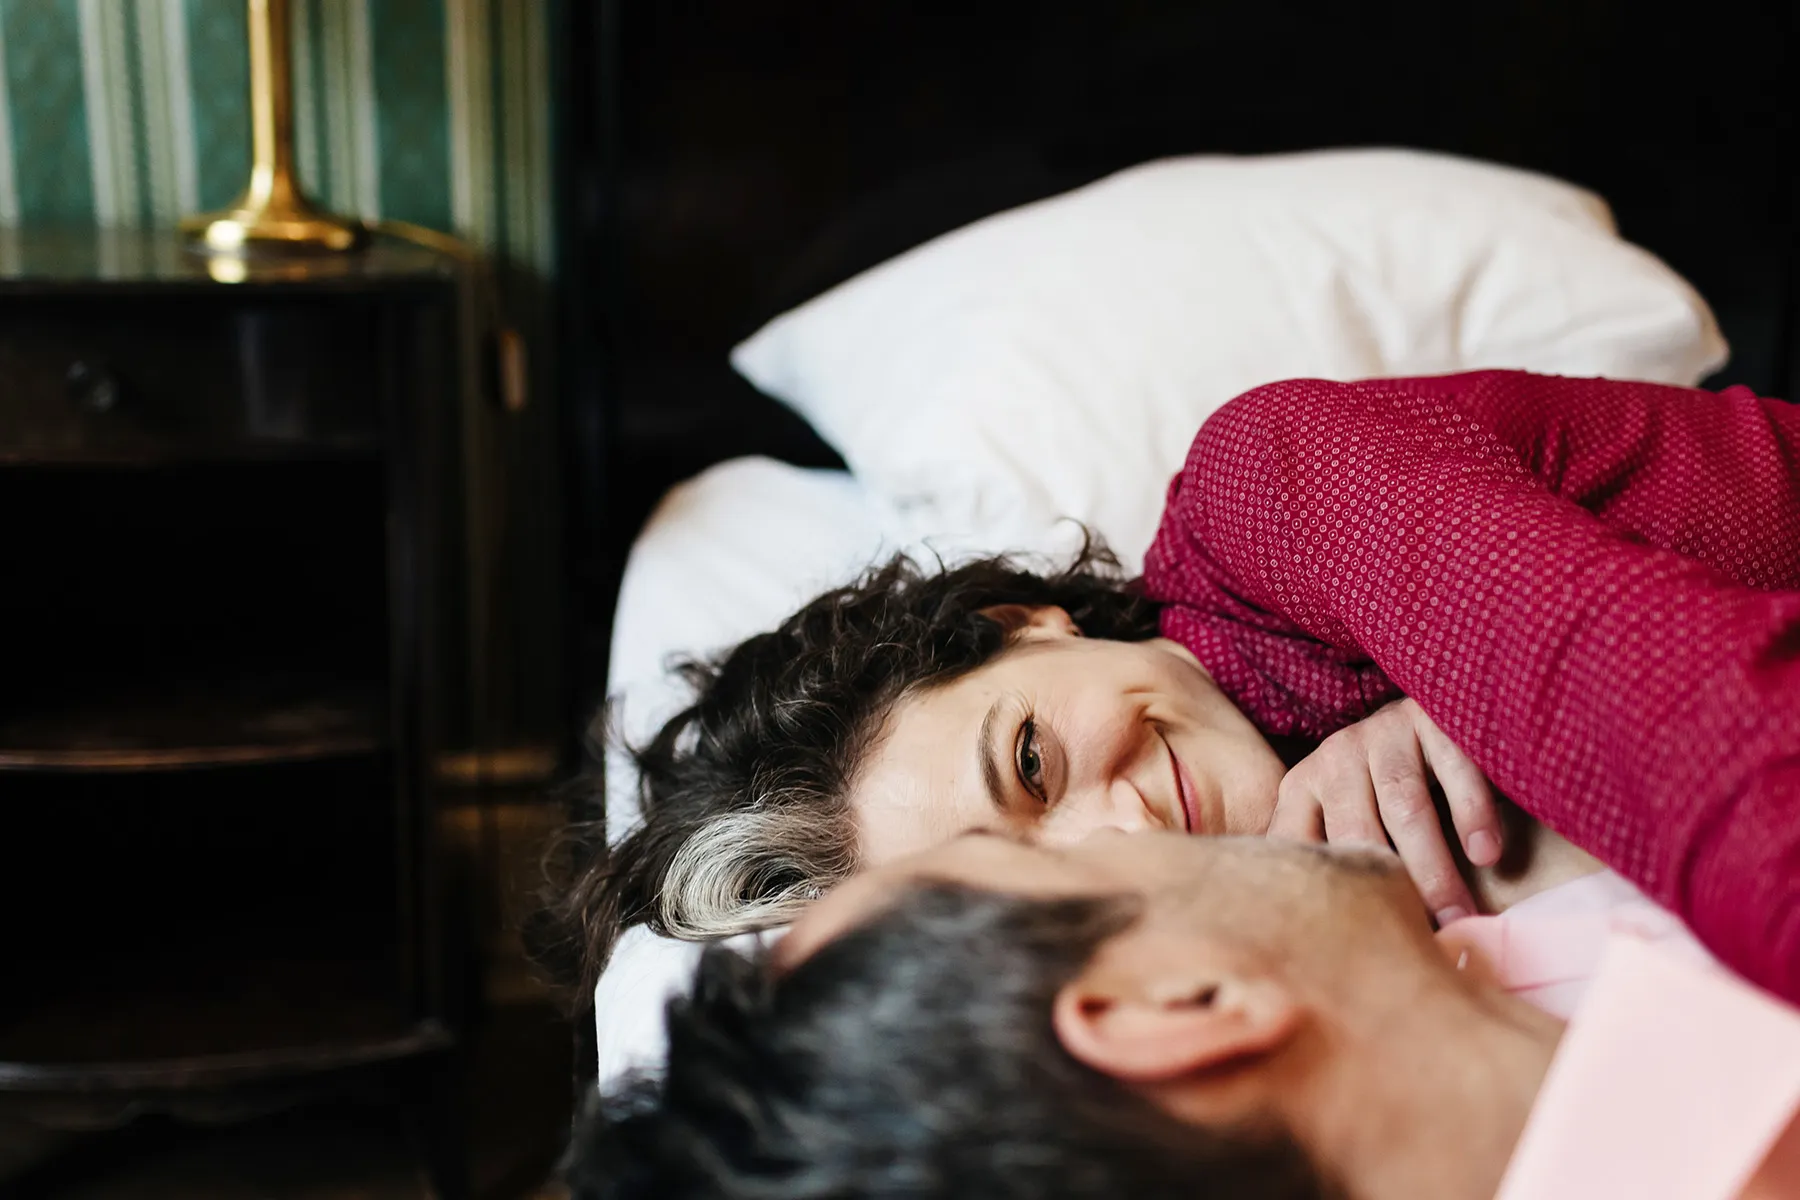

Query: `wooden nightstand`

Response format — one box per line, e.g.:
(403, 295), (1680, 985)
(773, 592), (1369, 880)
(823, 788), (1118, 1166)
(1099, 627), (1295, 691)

(0, 229), (472, 1198)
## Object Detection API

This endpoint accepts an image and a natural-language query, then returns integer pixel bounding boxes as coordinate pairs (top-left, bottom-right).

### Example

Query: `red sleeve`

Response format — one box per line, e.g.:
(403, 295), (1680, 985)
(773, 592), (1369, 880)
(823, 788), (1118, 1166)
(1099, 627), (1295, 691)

(1143, 370), (1800, 1003)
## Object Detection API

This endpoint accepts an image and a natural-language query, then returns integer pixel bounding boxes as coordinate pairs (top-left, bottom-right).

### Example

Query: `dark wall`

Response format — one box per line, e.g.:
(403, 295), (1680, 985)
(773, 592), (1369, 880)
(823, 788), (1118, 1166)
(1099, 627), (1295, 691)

(558, 0), (1799, 702)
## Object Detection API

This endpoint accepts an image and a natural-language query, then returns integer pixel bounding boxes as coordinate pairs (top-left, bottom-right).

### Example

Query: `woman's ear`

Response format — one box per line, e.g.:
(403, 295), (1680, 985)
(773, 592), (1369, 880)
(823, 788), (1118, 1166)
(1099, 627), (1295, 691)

(1052, 963), (1302, 1084)
(978, 604), (1082, 641)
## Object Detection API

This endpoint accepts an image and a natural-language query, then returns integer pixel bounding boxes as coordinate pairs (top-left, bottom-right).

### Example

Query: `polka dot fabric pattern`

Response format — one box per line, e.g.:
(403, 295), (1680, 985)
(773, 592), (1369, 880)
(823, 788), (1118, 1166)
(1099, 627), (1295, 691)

(1144, 371), (1800, 1004)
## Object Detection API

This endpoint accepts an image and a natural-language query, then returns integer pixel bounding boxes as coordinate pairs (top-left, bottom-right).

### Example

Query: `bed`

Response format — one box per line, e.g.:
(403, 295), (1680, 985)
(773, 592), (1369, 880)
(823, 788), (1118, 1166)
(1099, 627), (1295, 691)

(553, 0), (1799, 1084)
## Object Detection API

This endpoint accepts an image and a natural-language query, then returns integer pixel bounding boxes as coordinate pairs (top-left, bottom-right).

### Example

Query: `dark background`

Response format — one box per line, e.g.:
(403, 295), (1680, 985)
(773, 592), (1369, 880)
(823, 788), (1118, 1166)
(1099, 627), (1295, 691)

(556, 0), (1799, 723)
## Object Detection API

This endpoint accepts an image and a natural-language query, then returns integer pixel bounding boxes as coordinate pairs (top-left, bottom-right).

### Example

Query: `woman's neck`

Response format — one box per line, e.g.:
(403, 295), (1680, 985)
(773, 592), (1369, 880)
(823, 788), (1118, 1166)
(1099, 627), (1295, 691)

(1463, 797), (1605, 914)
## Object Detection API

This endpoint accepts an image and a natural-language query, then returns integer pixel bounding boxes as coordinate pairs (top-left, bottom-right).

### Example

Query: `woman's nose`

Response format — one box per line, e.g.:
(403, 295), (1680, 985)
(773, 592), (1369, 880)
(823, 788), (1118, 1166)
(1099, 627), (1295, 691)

(1036, 777), (1166, 844)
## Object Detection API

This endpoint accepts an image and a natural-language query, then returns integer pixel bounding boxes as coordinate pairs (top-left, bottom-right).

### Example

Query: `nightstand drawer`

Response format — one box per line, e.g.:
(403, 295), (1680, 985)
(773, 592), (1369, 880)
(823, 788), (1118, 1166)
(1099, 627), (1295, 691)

(0, 294), (387, 462)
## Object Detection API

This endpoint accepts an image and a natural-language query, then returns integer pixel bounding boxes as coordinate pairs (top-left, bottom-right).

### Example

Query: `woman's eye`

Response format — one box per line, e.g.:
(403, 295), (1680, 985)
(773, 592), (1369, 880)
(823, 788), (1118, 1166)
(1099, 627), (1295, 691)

(1016, 718), (1047, 803)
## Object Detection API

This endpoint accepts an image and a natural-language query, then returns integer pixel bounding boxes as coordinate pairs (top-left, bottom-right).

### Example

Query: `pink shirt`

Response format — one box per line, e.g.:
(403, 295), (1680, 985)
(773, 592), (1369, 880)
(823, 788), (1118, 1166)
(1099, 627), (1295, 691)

(1438, 869), (1718, 1019)
(1496, 937), (1800, 1200)
(1439, 874), (1800, 1199)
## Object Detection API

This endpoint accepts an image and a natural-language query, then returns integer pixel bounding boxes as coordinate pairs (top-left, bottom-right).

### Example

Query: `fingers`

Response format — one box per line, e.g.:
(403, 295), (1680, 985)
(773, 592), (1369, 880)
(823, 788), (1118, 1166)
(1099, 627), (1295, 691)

(1269, 774), (1326, 843)
(1316, 769), (1385, 848)
(1272, 747), (1385, 848)
(1366, 734), (1479, 924)
(1417, 720), (1503, 867)
(1273, 698), (1494, 929)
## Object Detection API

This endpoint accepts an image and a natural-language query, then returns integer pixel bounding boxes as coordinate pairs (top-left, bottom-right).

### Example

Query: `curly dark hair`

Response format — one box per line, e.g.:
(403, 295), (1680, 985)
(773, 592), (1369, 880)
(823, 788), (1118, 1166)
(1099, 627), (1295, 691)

(534, 535), (1161, 1001)
(561, 883), (1333, 1199)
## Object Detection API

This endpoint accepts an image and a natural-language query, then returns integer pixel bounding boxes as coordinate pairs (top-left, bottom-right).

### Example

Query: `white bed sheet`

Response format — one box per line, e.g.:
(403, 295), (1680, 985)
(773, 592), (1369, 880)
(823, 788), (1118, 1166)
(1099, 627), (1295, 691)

(596, 455), (1008, 1084)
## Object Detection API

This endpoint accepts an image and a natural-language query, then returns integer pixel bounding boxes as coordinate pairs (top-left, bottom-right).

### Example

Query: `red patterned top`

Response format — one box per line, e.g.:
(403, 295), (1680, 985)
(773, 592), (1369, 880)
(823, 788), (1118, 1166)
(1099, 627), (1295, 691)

(1144, 371), (1800, 1004)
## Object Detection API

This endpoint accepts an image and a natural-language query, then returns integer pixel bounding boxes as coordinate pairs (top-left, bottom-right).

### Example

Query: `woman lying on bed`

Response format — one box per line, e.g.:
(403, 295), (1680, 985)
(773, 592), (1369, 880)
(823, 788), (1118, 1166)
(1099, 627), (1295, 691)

(551, 369), (1800, 1007)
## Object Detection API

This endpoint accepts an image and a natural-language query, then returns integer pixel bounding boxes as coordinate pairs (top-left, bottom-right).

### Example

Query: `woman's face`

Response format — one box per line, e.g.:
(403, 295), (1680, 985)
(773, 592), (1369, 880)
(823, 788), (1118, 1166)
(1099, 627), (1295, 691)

(850, 606), (1287, 865)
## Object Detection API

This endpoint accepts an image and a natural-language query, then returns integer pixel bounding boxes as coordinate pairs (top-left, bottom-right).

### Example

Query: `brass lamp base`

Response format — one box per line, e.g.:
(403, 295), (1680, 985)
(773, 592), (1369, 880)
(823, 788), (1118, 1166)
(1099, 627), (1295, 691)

(182, 199), (368, 255)
(186, 0), (369, 257)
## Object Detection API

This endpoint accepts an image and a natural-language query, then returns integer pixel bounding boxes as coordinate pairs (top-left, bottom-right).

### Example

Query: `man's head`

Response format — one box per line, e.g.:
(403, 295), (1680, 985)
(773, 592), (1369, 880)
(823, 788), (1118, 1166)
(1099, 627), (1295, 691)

(565, 832), (1546, 1199)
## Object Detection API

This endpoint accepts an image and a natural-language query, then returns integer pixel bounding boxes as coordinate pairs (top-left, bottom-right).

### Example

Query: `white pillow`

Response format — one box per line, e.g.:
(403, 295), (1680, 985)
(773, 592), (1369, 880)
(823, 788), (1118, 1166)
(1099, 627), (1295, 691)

(732, 148), (1728, 569)
(597, 457), (1007, 1087)
(596, 925), (772, 1085)
(603, 456), (1002, 841)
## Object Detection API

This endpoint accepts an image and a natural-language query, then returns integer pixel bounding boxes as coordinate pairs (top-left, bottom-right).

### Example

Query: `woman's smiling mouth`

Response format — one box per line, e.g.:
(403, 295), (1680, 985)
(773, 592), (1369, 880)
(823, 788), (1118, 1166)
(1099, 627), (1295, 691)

(1165, 735), (1199, 833)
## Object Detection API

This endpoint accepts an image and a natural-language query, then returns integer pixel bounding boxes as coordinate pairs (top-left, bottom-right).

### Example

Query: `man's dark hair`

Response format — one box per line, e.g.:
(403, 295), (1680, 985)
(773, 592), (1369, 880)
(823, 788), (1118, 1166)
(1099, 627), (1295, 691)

(532, 536), (1162, 1000)
(561, 884), (1335, 1199)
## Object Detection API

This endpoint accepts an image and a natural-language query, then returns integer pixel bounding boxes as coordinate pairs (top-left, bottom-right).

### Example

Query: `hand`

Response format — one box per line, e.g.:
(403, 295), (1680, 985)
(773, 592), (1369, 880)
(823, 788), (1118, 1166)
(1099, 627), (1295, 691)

(1270, 697), (1502, 925)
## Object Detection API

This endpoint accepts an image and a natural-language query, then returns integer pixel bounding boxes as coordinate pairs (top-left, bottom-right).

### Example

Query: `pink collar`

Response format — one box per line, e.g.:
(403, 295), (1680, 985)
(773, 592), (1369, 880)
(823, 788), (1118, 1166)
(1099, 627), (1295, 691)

(1437, 870), (1716, 1017)
(1495, 936), (1800, 1200)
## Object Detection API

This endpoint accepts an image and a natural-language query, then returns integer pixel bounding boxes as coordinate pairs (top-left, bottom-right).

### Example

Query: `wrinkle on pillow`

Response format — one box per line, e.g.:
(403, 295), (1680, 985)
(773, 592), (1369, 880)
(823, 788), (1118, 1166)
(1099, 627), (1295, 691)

(732, 148), (1727, 569)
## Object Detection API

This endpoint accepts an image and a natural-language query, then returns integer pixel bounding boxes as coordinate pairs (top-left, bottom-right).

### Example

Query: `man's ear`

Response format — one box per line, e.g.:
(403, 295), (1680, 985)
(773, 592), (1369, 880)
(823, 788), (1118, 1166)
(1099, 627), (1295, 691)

(978, 604), (1082, 641)
(1052, 957), (1302, 1084)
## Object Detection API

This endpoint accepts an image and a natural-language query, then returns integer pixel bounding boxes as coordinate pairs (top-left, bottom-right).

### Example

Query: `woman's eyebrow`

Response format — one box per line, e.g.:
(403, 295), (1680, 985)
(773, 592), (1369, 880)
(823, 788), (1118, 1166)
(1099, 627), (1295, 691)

(978, 697), (1009, 815)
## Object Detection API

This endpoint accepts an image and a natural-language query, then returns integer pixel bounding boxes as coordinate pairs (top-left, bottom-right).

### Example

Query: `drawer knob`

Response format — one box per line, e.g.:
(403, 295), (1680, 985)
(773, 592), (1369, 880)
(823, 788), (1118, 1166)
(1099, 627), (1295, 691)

(66, 360), (122, 413)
